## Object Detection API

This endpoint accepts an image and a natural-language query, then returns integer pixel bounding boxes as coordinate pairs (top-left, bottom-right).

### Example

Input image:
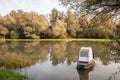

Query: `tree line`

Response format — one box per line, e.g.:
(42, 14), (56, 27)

(0, 9), (119, 39)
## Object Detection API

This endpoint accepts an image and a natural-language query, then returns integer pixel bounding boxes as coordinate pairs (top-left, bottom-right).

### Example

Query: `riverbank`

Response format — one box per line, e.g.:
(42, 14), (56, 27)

(0, 69), (29, 80)
(0, 39), (111, 42)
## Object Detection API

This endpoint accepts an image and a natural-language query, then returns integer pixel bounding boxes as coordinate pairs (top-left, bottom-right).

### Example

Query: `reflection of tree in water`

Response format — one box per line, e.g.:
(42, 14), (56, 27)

(0, 41), (119, 68)
(107, 66), (120, 80)
(50, 41), (113, 65)
(0, 41), (50, 68)
(103, 41), (120, 80)
(50, 42), (67, 66)
(105, 41), (120, 63)
(93, 42), (111, 65)
(76, 66), (94, 80)
(9, 42), (49, 62)
(66, 41), (79, 65)
(76, 42), (112, 65)
(0, 42), (9, 54)
(0, 52), (34, 68)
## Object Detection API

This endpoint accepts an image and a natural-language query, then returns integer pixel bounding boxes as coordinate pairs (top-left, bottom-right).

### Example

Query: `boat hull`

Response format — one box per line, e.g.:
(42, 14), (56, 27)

(77, 59), (95, 69)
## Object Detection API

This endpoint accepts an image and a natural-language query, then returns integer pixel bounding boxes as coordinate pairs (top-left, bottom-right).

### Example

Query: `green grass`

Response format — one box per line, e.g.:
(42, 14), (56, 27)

(3, 38), (111, 42)
(0, 69), (29, 80)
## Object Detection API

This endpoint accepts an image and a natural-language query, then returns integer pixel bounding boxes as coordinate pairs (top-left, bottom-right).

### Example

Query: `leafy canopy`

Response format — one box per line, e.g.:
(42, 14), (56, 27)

(59, 0), (120, 16)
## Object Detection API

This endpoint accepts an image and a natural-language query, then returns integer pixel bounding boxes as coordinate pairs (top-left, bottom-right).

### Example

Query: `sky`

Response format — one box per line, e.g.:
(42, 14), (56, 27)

(0, 0), (67, 16)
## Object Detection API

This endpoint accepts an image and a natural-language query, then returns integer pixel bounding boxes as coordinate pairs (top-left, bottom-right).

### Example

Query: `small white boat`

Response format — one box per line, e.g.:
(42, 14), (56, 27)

(77, 47), (95, 69)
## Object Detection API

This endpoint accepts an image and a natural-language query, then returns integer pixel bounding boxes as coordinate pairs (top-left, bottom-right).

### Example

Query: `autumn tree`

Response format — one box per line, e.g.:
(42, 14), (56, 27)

(52, 20), (67, 38)
(50, 8), (67, 38)
(0, 25), (8, 39)
(65, 10), (80, 37)
(83, 14), (116, 38)
(76, 15), (89, 38)
(50, 8), (59, 25)
(2, 10), (49, 39)
(0, 15), (2, 24)
(50, 8), (66, 24)
(59, 0), (119, 39)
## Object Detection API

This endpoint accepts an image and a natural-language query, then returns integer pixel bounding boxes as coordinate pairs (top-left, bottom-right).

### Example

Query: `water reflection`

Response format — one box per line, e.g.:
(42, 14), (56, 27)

(0, 41), (120, 80)
(0, 41), (114, 68)
(106, 41), (120, 63)
(77, 66), (94, 80)
(107, 66), (120, 80)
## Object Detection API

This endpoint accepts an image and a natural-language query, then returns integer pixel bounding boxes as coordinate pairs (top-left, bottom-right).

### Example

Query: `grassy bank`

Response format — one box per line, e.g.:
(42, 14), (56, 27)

(0, 69), (29, 80)
(2, 38), (111, 42)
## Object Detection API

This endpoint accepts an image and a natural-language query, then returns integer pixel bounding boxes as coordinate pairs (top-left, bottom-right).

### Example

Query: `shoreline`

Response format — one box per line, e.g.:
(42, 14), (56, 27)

(0, 38), (111, 42)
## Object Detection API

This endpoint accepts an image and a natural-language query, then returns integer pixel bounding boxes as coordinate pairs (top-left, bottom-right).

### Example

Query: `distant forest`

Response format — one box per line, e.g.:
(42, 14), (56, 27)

(0, 9), (119, 39)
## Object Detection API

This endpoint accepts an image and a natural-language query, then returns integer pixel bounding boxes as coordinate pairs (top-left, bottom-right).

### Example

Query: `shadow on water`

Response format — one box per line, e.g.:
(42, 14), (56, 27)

(76, 66), (94, 80)
(0, 41), (120, 80)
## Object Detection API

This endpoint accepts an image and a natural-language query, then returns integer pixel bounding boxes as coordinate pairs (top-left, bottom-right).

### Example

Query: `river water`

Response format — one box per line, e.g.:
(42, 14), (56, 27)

(0, 41), (120, 80)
